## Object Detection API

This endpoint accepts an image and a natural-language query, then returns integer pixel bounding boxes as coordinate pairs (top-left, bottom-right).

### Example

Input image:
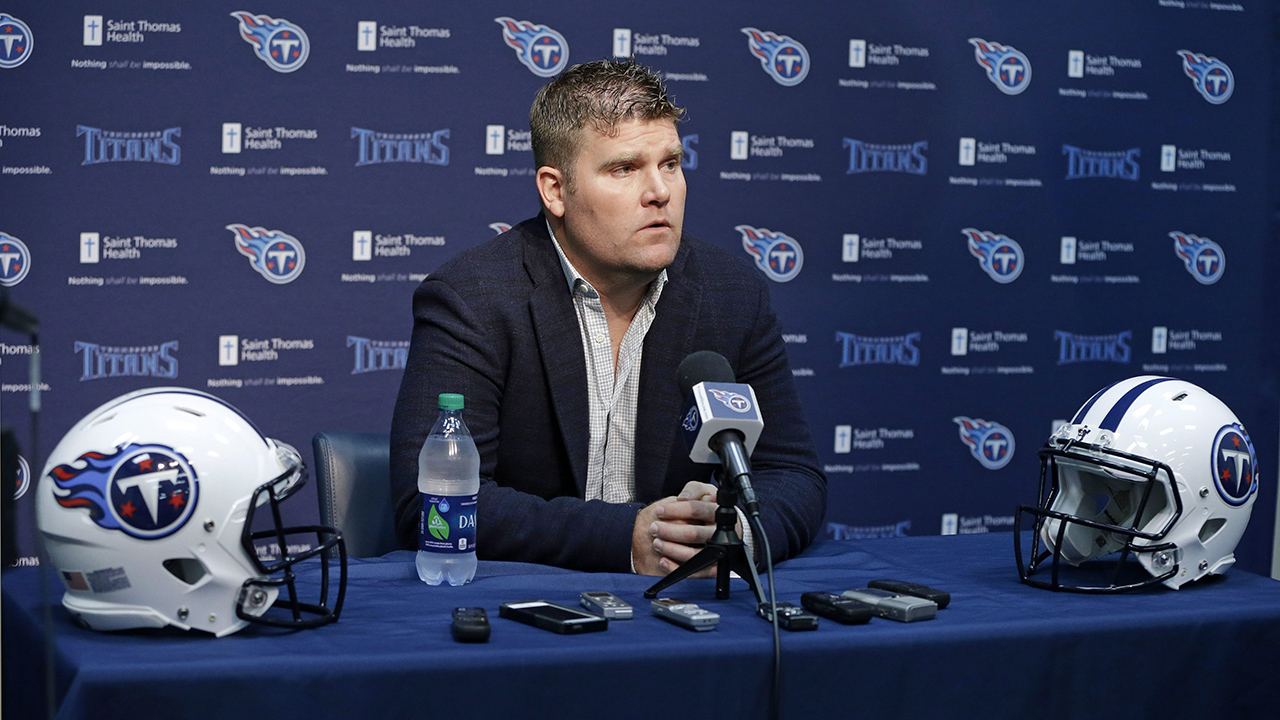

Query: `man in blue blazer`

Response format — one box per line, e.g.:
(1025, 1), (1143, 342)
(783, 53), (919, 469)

(390, 60), (826, 575)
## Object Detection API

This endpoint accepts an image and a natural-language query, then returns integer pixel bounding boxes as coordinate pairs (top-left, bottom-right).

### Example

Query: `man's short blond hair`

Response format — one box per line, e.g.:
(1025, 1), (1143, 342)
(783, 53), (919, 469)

(530, 59), (684, 187)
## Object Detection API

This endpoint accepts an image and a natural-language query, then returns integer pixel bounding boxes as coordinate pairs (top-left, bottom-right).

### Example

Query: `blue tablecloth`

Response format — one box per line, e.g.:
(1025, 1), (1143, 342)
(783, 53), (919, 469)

(5, 533), (1280, 719)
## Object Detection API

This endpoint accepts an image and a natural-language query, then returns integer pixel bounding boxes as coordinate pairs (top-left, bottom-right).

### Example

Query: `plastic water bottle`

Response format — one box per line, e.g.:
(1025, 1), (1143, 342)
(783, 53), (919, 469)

(416, 393), (479, 586)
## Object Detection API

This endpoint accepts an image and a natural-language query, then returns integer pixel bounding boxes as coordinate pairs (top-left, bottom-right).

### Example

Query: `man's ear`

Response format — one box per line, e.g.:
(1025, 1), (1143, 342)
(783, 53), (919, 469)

(536, 166), (567, 218)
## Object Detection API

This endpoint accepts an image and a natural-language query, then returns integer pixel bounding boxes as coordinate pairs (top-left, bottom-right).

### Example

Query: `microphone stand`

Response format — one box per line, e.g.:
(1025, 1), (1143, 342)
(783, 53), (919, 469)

(643, 467), (764, 603)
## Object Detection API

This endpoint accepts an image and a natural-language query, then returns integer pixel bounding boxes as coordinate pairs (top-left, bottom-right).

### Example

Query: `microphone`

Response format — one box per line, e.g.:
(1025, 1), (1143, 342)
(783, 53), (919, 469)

(678, 351), (763, 517)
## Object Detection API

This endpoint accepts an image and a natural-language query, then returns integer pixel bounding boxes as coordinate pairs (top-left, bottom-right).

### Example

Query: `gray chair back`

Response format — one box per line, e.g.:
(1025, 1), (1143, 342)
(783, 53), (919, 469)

(311, 431), (399, 558)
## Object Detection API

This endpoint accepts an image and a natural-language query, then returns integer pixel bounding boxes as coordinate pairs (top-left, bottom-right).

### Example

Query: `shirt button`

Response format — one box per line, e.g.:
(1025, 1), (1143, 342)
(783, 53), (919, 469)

(592, 331), (606, 344)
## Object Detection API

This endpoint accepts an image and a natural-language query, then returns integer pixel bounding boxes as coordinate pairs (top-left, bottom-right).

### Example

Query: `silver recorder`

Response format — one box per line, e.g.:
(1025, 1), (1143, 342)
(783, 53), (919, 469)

(841, 588), (937, 622)
(651, 598), (719, 631)
(580, 591), (633, 620)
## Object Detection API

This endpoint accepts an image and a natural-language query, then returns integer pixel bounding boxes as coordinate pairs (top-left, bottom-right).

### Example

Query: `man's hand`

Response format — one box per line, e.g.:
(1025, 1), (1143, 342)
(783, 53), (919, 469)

(631, 481), (741, 576)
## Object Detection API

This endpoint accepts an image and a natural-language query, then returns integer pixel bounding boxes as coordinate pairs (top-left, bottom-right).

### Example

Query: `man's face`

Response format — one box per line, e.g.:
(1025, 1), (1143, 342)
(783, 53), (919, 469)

(556, 118), (686, 288)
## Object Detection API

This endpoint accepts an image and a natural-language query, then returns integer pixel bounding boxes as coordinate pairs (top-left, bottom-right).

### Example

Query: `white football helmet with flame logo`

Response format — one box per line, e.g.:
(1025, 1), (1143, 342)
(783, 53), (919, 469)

(1016, 376), (1258, 591)
(37, 388), (345, 636)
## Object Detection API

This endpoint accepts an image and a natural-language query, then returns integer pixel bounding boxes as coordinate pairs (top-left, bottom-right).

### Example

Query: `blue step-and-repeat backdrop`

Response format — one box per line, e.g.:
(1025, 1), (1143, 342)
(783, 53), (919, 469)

(2, 1), (1276, 575)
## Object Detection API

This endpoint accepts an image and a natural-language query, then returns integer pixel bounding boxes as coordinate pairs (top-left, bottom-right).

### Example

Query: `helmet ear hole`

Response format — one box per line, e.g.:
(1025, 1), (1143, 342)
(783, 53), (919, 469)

(1198, 517), (1226, 544)
(163, 557), (208, 585)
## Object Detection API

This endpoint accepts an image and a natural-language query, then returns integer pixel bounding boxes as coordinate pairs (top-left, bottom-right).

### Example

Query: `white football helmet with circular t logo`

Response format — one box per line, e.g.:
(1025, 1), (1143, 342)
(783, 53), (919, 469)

(1016, 376), (1259, 591)
(37, 388), (345, 636)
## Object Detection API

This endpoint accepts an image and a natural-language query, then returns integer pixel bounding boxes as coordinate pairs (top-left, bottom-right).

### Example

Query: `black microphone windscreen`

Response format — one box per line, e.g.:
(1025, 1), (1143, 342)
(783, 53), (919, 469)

(678, 351), (735, 396)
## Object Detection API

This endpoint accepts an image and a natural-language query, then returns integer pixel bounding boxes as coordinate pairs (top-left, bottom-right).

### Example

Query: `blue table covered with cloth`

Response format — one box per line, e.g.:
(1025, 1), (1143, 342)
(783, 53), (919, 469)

(5, 533), (1280, 719)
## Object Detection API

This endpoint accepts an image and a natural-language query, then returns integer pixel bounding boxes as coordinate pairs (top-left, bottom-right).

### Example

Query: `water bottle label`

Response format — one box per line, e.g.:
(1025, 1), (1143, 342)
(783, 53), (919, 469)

(418, 492), (477, 554)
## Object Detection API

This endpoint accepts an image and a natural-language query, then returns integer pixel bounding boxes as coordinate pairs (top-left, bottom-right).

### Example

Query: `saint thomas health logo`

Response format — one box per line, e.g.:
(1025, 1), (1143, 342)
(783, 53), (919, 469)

(953, 417), (1014, 470)
(1177, 50), (1233, 105)
(962, 228), (1023, 283)
(737, 225), (803, 282)
(495, 18), (567, 78)
(227, 224), (305, 284)
(0, 232), (31, 286)
(1171, 231), (1224, 285)
(741, 28), (809, 86)
(230, 12), (309, 73)
(0, 14), (33, 68)
(969, 38), (1031, 95)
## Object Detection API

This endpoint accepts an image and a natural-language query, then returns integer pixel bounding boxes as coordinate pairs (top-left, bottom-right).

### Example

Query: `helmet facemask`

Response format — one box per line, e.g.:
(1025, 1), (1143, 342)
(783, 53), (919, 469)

(1016, 436), (1183, 592)
(237, 442), (346, 630)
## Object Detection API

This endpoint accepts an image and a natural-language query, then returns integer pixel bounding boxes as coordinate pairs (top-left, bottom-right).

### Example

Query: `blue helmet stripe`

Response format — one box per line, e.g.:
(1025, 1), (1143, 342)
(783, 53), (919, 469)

(1098, 377), (1175, 431)
(1071, 379), (1124, 424)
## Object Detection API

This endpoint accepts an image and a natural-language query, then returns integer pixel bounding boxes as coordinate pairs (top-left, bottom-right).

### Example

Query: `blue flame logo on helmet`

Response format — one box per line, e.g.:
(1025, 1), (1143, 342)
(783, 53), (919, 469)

(49, 443), (199, 539)
(0, 14), (33, 69)
(953, 417), (1015, 470)
(1213, 424), (1257, 506)
(709, 388), (752, 413)
(969, 38), (1031, 95)
(741, 28), (809, 86)
(231, 11), (309, 73)
(495, 18), (568, 78)
(228, 224), (306, 284)
(1177, 50), (1233, 104)
(1171, 231), (1224, 285)
(0, 233), (31, 287)
(737, 225), (804, 283)
(963, 228), (1023, 284)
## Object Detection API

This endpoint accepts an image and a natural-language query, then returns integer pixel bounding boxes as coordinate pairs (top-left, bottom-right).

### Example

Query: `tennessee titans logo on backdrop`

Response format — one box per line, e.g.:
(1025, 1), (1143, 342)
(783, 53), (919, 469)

(0, 14), (33, 69)
(231, 12), (309, 73)
(0, 233), (31, 287)
(953, 417), (1015, 470)
(489, 222), (512, 235)
(1177, 50), (1233, 104)
(227, 224), (306, 284)
(495, 18), (568, 78)
(969, 38), (1031, 95)
(741, 28), (809, 86)
(14, 455), (29, 500)
(737, 225), (804, 282)
(962, 228), (1023, 284)
(1212, 424), (1257, 506)
(709, 388), (752, 413)
(49, 444), (199, 539)
(1170, 231), (1224, 285)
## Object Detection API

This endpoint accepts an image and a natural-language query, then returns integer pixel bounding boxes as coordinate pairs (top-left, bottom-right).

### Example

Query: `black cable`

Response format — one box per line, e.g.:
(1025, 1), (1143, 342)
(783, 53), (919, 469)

(749, 513), (780, 720)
